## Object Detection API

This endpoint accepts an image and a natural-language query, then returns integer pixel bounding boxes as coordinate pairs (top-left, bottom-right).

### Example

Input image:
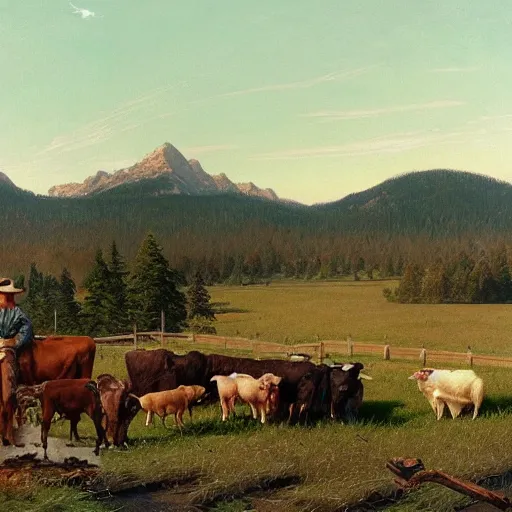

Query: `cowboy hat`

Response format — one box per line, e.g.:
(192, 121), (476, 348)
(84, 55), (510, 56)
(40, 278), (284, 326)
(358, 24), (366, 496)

(0, 278), (24, 294)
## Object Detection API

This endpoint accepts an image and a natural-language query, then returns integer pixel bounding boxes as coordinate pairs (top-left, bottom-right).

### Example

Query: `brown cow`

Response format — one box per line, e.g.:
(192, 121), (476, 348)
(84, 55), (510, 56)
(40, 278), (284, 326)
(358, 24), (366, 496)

(36, 378), (107, 460)
(96, 374), (140, 447)
(18, 336), (96, 386)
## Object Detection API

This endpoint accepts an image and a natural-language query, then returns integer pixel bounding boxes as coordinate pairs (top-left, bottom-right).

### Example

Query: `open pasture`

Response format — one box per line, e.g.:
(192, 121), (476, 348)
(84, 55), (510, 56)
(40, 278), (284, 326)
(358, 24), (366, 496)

(7, 342), (512, 511)
(210, 280), (512, 356)
(6, 280), (512, 511)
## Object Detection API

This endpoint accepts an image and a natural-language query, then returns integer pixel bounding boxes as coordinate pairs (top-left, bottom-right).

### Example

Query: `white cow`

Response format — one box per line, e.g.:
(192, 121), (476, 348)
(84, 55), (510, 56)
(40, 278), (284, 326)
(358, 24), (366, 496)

(409, 368), (484, 420)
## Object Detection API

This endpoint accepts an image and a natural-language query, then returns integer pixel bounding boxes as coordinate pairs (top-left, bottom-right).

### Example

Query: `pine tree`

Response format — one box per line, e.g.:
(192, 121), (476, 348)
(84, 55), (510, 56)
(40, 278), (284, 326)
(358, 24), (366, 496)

(81, 249), (113, 336)
(421, 262), (449, 303)
(397, 263), (423, 303)
(187, 272), (216, 320)
(56, 268), (81, 334)
(108, 241), (130, 333)
(128, 233), (187, 332)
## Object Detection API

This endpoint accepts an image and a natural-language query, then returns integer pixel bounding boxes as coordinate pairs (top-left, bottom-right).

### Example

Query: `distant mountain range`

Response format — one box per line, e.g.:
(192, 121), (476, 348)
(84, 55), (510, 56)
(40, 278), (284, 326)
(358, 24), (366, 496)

(2, 164), (512, 280)
(47, 143), (280, 201)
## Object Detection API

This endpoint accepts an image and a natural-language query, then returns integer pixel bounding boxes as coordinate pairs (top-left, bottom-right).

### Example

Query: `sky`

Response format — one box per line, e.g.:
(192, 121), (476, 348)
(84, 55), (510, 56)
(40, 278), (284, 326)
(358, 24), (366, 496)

(2, 1), (512, 205)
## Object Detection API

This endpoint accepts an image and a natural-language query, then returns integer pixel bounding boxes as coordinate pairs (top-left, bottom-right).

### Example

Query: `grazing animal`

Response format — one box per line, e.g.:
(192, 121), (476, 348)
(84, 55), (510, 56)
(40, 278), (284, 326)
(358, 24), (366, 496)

(96, 374), (141, 447)
(26, 379), (107, 460)
(125, 349), (330, 421)
(129, 387), (190, 431)
(330, 363), (372, 422)
(210, 373), (281, 423)
(177, 385), (206, 419)
(409, 368), (484, 420)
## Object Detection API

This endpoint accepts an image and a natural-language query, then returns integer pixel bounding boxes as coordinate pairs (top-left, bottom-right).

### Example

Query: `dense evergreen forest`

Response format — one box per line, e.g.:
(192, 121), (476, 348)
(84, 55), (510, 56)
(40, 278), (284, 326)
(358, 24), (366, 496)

(4, 169), (512, 297)
(16, 234), (216, 336)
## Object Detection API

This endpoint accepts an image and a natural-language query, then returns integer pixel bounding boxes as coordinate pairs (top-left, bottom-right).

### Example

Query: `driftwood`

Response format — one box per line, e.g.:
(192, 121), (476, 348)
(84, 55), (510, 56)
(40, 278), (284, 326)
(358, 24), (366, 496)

(386, 458), (511, 511)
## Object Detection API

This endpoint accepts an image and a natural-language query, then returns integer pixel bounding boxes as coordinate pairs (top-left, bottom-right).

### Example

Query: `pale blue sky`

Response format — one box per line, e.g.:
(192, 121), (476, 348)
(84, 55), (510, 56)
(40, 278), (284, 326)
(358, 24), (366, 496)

(2, 1), (512, 204)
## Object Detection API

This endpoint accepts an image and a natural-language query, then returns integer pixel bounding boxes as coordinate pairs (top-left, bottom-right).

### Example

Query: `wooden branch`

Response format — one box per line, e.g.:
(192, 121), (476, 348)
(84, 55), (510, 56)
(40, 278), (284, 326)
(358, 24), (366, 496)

(386, 458), (511, 511)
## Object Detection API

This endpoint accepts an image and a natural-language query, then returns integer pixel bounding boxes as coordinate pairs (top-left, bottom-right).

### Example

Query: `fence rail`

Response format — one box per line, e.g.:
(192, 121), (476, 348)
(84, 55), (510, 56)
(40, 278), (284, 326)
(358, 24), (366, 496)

(93, 332), (512, 369)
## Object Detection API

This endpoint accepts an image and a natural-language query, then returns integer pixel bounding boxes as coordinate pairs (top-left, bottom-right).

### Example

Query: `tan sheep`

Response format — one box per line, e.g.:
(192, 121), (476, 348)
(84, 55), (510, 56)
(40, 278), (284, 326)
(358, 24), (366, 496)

(129, 388), (189, 430)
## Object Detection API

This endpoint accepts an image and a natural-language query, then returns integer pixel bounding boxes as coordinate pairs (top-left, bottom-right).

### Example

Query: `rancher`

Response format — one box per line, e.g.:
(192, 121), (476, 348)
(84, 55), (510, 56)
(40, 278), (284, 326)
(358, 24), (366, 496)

(0, 277), (33, 365)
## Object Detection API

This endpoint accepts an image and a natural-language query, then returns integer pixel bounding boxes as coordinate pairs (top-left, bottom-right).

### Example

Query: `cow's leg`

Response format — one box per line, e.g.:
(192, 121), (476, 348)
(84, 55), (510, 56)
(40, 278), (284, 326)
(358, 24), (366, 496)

(89, 409), (107, 454)
(188, 404), (193, 420)
(145, 410), (153, 427)
(176, 410), (184, 434)
(69, 414), (81, 441)
(41, 406), (53, 460)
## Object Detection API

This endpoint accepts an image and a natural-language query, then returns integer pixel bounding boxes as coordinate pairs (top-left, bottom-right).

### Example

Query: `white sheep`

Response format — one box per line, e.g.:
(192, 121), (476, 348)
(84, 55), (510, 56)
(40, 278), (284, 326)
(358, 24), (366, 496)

(409, 368), (484, 420)
(210, 372), (281, 423)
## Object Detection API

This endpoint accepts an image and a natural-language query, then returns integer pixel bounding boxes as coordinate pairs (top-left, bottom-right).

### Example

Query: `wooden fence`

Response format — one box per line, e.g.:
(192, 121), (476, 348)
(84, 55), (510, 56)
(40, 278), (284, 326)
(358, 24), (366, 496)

(93, 332), (512, 369)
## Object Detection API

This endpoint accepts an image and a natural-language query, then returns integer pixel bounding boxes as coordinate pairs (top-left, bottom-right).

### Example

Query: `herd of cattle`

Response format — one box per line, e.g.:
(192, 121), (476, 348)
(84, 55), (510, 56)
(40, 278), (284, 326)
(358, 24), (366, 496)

(12, 346), (486, 460)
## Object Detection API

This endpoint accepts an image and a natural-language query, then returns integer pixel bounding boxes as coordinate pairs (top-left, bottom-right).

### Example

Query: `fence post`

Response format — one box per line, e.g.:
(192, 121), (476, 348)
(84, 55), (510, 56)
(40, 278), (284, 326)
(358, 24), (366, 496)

(347, 335), (353, 358)
(133, 323), (137, 350)
(467, 346), (473, 367)
(192, 332), (196, 343)
(54, 308), (57, 334)
(161, 310), (165, 347)
(420, 348), (427, 367)
(319, 342), (325, 364)
(384, 344), (390, 360)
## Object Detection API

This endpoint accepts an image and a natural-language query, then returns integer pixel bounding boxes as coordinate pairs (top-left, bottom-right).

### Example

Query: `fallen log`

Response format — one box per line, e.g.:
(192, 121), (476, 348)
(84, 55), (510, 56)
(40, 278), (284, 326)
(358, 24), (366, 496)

(386, 458), (511, 511)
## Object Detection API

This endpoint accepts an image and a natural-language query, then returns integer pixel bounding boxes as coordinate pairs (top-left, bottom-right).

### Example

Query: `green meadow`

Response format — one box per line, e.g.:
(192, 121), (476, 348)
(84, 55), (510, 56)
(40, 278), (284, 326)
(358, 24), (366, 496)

(5, 280), (512, 511)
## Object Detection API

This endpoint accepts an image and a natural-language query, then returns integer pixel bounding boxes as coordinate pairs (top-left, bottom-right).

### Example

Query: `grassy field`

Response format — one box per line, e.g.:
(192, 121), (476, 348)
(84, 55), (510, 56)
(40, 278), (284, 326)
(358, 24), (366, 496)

(5, 280), (512, 511)
(210, 279), (512, 356)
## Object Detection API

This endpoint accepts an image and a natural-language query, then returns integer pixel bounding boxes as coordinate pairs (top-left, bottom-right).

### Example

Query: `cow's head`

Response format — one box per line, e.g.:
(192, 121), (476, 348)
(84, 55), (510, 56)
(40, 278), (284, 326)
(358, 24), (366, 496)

(97, 374), (141, 447)
(408, 368), (435, 382)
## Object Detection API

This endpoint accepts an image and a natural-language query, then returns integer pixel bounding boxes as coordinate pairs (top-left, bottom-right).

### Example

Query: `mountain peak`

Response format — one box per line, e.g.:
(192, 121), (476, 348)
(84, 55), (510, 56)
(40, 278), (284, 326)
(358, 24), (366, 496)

(47, 142), (281, 202)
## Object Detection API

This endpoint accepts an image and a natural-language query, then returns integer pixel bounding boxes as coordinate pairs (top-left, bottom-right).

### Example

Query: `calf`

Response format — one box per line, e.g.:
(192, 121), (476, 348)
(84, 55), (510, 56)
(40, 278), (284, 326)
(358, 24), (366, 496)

(211, 373), (281, 423)
(129, 387), (190, 430)
(409, 368), (484, 420)
(29, 379), (107, 460)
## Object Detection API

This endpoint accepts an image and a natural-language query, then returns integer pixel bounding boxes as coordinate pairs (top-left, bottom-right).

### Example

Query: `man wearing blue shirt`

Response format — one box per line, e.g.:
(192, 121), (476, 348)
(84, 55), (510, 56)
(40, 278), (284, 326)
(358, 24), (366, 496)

(0, 278), (33, 361)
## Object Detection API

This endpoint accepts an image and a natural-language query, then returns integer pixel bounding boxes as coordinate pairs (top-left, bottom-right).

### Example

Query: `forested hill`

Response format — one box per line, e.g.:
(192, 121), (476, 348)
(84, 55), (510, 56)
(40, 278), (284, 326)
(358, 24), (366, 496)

(3, 169), (512, 281)
(316, 170), (512, 236)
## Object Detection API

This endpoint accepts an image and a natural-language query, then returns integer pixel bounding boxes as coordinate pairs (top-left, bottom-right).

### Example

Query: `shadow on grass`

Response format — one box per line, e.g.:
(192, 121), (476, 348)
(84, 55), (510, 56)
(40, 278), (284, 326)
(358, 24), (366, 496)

(480, 395), (512, 416)
(359, 400), (413, 426)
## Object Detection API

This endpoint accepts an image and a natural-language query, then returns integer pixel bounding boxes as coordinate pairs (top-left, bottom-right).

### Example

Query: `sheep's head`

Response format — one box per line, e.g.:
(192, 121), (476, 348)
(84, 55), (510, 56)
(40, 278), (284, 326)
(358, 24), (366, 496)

(408, 368), (435, 381)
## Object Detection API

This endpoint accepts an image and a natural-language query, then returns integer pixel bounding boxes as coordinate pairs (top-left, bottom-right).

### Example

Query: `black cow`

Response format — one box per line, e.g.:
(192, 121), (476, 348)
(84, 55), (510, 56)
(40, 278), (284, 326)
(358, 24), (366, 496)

(329, 363), (370, 422)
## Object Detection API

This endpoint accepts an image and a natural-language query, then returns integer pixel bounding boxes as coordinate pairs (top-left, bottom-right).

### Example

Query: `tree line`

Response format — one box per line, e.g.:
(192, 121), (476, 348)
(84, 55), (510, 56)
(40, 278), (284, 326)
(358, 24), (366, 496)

(384, 247), (512, 304)
(17, 233), (216, 337)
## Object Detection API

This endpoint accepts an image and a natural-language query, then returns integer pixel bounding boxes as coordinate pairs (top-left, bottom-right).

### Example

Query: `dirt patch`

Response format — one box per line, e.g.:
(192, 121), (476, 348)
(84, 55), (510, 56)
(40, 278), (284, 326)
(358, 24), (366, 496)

(2, 424), (102, 465)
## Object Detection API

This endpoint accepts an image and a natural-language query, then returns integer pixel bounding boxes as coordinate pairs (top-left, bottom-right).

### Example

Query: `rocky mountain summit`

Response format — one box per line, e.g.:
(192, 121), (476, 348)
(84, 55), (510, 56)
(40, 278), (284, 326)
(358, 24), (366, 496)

(48, 143), (279, 200)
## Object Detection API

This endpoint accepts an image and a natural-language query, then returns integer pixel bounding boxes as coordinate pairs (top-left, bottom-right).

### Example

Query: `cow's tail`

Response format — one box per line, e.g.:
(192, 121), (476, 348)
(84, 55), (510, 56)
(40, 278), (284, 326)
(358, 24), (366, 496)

(128, 393), (142, 405)
(85, 381), (101, 403)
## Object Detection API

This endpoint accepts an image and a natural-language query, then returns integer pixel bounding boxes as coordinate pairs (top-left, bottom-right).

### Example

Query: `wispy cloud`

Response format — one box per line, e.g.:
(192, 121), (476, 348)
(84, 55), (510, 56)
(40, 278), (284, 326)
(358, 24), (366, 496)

(429, 67), (478, 73)
(304, 100), (465, 121)
(188, 65), (379, 107)
(251, 130), (469, 161)
(217, 65), (377, 99)
(39, 85), (175, 155)
(182, 144), (238, 156)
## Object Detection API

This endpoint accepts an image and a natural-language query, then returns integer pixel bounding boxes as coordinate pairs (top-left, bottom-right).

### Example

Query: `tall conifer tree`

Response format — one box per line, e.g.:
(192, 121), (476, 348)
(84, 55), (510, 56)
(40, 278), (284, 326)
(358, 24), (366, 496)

(128, 233), (187, 332)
